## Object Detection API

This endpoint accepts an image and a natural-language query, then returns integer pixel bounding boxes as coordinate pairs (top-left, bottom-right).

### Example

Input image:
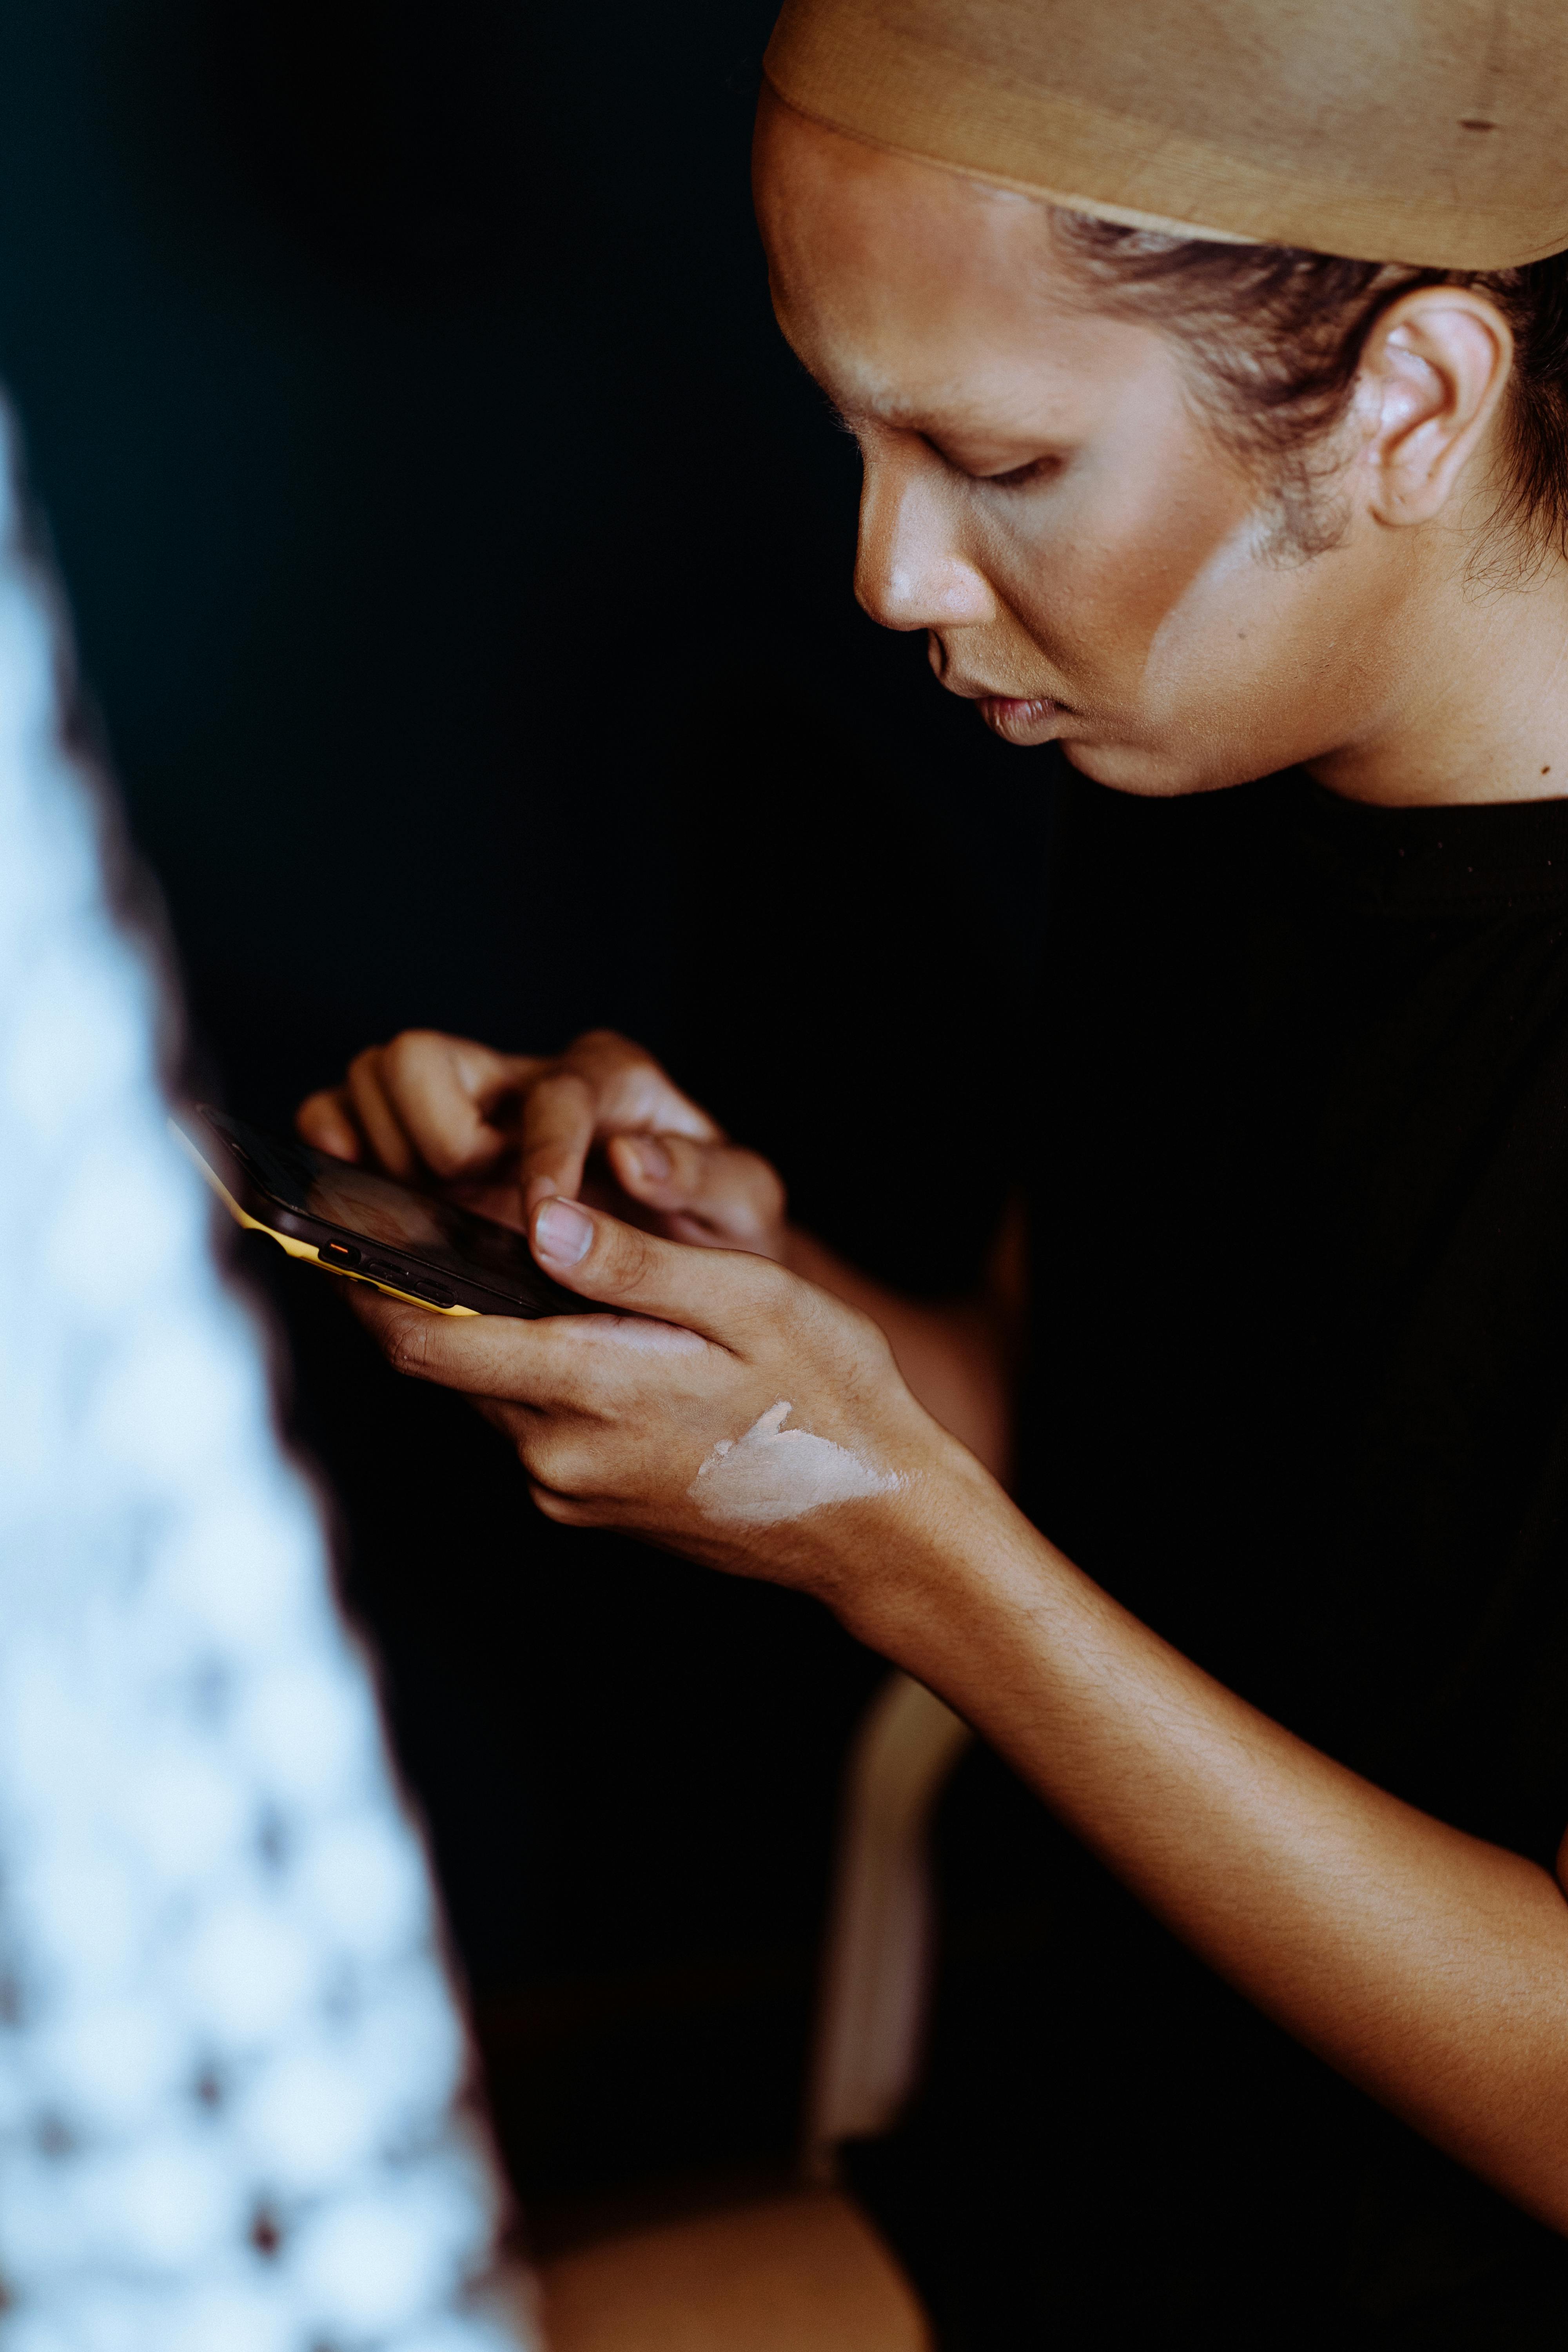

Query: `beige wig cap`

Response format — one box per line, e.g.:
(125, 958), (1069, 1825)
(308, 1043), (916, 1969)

(762, 0), (1568, 269)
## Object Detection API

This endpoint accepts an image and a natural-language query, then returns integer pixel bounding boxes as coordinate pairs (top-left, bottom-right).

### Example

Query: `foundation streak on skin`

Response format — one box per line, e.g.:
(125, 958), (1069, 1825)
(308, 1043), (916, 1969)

(689, 1399), (904, 1528)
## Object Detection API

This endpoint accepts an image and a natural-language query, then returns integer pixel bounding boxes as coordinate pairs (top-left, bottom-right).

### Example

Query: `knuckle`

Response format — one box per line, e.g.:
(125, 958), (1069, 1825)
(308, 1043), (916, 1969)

(750, 1252), (794, 1311)
(736, 1251), (809, 1335)
(519, 1425), (586, 1494)
(382, 1027), (448, 1080)
(381, 1314), (433, 1381)
(569, 1026), (639, 1063)
(570, 1029), (666, 1101)
(601, 1220), (659, 1292)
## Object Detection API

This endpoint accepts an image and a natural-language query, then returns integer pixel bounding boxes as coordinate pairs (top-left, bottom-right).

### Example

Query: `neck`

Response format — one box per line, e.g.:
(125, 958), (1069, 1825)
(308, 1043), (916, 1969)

(1305, 545), (1568, 809)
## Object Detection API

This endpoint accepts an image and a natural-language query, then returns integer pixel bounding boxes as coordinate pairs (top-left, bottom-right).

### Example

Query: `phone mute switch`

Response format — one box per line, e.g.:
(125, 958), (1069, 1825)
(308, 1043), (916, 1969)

(319, 1240), (361, 1268)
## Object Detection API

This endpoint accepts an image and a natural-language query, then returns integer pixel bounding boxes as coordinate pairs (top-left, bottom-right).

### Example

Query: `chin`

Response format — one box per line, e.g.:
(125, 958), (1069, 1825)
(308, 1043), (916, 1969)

(1061, 739), (1263, 799)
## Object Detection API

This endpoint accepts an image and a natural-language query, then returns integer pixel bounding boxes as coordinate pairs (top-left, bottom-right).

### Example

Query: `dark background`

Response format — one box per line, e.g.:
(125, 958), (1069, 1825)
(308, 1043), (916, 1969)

(0, 0), (1052, 2238)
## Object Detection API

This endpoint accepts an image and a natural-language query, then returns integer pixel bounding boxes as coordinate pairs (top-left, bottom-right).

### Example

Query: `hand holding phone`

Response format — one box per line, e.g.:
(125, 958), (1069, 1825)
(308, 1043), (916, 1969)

(296, 1028), (790, 1261)
(175, 1105), (595, 1319)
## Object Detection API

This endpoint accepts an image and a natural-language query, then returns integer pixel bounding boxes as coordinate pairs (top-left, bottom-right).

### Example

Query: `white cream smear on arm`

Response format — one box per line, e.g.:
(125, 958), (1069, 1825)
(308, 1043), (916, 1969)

(689, 1400), (904, 1528)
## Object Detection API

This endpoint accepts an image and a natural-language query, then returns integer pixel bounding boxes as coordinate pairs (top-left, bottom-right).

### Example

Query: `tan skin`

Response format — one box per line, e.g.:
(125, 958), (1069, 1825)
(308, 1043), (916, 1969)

(299, 94), (1568, 2234)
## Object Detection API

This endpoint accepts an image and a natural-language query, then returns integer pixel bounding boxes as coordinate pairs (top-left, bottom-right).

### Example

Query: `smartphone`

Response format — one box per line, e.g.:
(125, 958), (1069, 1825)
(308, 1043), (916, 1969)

(174, 1104), (596, 1319)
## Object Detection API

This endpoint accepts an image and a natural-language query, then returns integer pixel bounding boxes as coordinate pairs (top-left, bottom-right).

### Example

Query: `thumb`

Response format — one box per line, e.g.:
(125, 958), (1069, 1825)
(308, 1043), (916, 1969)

(530, 1195), (782, 1347)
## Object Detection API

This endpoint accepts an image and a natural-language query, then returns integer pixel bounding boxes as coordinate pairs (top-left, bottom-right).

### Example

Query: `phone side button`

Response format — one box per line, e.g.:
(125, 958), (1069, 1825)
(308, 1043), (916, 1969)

(363, 1261), (455, 1310)
(401, 1276), (456, 1308)
(319, 1240), (361, 1268)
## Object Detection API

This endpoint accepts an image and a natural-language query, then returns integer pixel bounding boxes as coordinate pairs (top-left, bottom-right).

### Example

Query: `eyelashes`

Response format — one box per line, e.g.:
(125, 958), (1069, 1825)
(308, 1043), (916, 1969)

(818, 395), (1064, 491)
(979, 454), (1064, 491)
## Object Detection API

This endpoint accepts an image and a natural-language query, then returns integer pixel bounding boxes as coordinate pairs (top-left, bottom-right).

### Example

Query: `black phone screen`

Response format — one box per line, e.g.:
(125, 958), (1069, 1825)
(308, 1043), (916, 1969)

(195, 1107), (590, 1317)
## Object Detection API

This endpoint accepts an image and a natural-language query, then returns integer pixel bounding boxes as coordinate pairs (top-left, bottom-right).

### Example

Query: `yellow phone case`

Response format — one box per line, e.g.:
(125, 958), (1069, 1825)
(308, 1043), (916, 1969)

(171, 1120), (478, 1317)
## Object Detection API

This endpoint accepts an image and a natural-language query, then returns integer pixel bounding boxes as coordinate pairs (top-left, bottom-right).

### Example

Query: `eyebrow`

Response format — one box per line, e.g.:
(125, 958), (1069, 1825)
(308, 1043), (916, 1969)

(827, 396), (991, 443)
(825, 390), (1071, 461)
(821, 368), (1066, 443)
(827, 390), (966, 433)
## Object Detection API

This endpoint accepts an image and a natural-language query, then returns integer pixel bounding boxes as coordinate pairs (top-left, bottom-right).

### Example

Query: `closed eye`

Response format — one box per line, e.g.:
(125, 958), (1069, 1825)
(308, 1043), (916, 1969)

(980, 454), (1063, 490)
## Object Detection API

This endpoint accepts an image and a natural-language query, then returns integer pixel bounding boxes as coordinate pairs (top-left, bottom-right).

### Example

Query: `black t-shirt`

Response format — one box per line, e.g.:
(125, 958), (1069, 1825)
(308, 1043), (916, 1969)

(850, 768), (1568, 2347)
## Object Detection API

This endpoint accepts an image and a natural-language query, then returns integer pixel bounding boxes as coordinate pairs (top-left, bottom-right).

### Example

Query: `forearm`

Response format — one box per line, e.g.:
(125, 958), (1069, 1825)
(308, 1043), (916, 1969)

(783, 1225), (1013, 1479)
(840, 1466), (1568, 2231)
(368, 1143), (1568, 2227)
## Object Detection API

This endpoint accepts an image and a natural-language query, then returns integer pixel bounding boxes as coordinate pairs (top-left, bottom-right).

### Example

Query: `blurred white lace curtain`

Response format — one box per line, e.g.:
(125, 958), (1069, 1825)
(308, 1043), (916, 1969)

(0, 405), (537, 2351)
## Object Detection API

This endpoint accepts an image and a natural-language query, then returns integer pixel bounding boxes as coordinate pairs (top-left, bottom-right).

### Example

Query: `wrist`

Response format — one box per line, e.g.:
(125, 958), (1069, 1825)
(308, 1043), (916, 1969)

(817, 1431), (1024, 1664)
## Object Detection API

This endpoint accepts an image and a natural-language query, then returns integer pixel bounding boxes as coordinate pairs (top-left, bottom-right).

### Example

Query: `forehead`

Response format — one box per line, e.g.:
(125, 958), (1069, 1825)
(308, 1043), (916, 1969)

(753, 94), (1157, 430)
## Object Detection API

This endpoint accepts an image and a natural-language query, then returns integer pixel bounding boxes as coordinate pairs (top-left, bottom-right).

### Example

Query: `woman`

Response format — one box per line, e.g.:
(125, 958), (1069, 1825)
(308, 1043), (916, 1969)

(301, 2), (1568, 2339)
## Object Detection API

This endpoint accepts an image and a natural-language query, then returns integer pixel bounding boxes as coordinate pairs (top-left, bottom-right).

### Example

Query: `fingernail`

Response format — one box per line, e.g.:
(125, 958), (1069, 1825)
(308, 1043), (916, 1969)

(534, 1198), (593, 1266)
(626, 1136), (671, 1184)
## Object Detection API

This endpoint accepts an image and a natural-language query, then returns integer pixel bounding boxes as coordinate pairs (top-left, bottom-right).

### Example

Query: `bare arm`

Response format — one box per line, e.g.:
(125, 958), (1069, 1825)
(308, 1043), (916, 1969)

(338, 1204), (1568, 2236)
(844, 1482), (1568, 2234)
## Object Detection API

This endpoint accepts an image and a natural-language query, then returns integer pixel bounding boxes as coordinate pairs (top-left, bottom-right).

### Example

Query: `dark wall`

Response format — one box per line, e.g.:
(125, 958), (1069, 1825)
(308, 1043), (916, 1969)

(0, 0), (1053, 2216)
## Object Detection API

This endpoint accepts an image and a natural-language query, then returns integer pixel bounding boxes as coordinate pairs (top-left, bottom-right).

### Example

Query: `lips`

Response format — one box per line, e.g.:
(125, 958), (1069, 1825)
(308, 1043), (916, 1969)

(976, 693), (1062, 748)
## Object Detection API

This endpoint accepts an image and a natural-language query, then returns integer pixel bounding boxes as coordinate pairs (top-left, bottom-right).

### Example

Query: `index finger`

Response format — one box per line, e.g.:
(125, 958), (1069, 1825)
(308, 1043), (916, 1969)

(347, 1283), (711, 1404)
(517, 1068), (600, 1213)
(517, 1032), (722, 1214)
(297, 1085), (363, 1161)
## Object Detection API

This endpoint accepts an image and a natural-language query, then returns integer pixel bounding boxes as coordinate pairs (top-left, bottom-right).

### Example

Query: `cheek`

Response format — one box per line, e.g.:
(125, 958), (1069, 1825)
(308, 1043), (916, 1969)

(1076, 523), (1395, 791)
(1140, 509), (1384, 746)
(988, 445), (1265, 686)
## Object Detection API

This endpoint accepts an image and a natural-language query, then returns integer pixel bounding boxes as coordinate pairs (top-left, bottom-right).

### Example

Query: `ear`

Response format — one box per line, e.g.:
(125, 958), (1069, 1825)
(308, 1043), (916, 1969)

(1356, 286), (1514, 529)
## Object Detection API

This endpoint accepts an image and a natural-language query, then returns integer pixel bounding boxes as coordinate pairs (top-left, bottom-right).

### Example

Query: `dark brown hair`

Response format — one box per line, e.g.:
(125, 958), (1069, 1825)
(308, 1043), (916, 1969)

(1050, 214), (1568, 568)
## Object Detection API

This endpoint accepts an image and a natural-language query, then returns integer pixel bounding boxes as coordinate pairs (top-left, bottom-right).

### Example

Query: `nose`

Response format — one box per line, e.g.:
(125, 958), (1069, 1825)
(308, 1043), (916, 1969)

(854, 442), (997, 634)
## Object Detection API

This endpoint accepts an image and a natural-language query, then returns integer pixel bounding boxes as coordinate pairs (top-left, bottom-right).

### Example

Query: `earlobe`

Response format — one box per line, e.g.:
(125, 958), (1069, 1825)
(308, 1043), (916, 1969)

(1362, 289), (1514, 530)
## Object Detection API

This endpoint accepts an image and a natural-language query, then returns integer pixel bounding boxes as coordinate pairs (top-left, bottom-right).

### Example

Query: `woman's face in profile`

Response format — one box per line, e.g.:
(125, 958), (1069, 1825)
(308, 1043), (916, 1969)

(752, 87), (1421, 798)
